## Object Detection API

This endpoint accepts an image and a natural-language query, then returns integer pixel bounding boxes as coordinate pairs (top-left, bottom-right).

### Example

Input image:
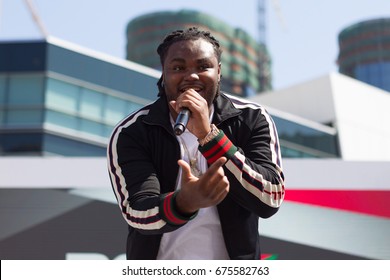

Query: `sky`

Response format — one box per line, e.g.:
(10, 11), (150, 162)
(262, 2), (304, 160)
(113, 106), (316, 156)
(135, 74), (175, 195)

(0, 0), (389, 90)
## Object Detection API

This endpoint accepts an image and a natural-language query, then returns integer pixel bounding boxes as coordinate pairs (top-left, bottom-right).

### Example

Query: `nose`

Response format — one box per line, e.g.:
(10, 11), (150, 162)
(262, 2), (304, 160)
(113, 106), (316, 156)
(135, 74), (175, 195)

(184, 69), (200, 81)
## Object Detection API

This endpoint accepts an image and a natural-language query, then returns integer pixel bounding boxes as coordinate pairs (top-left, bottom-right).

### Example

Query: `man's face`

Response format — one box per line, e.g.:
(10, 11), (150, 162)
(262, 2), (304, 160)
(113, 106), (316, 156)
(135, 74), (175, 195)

(162, 38), (221, 108)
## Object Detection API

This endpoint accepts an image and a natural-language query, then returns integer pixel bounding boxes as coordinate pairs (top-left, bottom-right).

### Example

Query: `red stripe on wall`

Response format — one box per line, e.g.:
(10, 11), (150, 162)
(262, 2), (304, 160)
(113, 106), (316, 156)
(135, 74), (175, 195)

(285, 190), (390, 219)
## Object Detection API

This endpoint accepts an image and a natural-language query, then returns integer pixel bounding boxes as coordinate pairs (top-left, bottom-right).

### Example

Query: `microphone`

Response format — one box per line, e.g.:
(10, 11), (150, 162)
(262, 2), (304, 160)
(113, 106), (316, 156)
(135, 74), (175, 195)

(174, 108), (191, 135)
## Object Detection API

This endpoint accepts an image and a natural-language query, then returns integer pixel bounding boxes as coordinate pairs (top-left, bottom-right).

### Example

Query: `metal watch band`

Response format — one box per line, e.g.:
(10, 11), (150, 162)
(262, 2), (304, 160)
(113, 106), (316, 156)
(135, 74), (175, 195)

(198, 124), (219, 146)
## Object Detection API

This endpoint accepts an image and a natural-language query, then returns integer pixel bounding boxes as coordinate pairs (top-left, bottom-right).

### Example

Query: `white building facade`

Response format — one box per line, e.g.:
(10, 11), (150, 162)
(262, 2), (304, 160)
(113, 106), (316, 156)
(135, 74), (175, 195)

(251, 73), (390, 161)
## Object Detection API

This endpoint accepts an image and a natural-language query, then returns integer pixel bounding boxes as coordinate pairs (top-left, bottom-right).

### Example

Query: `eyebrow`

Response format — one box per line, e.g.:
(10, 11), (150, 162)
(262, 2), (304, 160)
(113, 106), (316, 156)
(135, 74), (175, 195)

(167, 57), (213, 64)
(167, 58), (185, 64)
(197, 58), (213, 64)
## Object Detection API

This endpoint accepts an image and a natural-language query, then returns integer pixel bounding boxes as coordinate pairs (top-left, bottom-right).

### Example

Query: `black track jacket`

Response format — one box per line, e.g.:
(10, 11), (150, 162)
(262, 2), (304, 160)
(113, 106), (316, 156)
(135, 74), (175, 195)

(107, 92), (285, 259)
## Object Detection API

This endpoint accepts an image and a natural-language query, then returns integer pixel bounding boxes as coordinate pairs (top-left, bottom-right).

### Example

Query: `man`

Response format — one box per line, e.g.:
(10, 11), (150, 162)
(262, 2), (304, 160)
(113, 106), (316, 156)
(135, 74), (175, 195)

(107, 27), (285, 260)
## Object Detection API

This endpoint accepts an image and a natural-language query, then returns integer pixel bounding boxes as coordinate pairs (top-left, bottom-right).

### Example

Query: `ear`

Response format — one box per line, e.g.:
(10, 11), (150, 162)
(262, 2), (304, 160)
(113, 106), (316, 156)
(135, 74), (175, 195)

(218, 63), (221, 82)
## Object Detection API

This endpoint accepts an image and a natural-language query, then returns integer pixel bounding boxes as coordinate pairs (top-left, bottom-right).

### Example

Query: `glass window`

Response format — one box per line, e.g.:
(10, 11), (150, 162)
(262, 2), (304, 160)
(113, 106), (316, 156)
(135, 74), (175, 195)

(45, 110), (78, 130)
(46, 78), (79, 113)
(79, 118), (103, 137)
(0, 75), (5, 124)
(6, 109), (43, 124)
(104, 95), (127, 125)
(0, 110), (4, 124)
(127, 101), (142, 115)
(281, 146), (317, 158)
(8, 76), (44, 105)
(79, 88), (104, 120)
(43, 134), (106, 156)
(384, 64), (390, 91)
(355, 62), (390, 92)
(103, 124), (114, 138)
(273, 116), (339, 157)
(0, 75), (6, 105)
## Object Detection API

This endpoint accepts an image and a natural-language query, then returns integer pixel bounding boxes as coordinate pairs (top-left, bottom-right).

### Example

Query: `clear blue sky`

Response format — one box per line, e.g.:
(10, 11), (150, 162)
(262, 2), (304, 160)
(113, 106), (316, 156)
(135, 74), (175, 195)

(1, 0), (389, 90)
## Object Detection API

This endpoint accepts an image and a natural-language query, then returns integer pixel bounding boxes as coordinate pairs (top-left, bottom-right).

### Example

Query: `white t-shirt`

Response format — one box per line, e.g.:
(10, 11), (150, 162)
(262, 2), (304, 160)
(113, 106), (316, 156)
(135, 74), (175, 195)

(157, 112), (229, 260)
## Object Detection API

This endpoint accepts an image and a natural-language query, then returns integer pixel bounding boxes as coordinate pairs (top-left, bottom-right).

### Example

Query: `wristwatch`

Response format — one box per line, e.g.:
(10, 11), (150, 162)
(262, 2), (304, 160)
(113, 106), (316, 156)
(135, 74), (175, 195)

(198, 124), (219, 146)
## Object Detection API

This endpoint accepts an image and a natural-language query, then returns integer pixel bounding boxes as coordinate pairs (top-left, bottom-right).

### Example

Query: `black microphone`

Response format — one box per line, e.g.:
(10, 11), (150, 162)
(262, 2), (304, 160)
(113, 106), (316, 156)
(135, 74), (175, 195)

(174, 108), (191, 135)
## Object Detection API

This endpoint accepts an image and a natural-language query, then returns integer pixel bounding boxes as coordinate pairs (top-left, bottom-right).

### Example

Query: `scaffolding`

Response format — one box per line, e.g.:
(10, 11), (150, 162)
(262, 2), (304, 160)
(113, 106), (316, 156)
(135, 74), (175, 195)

(126, 10), (272, 95)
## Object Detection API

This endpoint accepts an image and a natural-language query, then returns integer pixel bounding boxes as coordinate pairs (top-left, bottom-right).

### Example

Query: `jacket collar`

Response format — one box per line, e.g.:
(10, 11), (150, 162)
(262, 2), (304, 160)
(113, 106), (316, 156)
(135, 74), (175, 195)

(212, 92), (242, 125)
(143, 92), (242, 130)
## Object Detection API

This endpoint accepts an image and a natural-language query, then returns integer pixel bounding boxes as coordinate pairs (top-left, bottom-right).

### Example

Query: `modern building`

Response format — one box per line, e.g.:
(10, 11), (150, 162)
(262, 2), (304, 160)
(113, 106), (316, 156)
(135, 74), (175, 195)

(126, 9), (272, 96)
(0, 38), (338, 158)
(337, 18), (390, 92)
(0, 37), (160, 156)
(1, 38), (389, 260)
(250, 72), (390, 161)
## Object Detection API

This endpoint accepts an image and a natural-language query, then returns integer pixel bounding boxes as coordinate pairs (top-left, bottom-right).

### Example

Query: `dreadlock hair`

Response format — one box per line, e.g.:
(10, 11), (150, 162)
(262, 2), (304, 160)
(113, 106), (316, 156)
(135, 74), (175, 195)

(156, 27), (222, 96)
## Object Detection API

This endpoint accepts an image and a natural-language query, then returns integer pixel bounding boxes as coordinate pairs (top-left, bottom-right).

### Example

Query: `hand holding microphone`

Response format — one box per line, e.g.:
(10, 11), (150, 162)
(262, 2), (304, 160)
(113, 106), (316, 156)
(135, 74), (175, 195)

(174, 108), (191, 135)
(171, 88), (210, 137)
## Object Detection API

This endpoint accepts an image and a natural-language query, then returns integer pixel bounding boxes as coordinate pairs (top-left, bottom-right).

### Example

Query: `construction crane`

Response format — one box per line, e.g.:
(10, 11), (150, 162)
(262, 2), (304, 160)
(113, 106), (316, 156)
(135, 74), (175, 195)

(258, 0), (267, 44)
(24, 0), (48, 37)
(0, 0), (48, 37)
(258, 0), (287, 44)
(257, 0), (287, 91)
(270, 0), (287, 32)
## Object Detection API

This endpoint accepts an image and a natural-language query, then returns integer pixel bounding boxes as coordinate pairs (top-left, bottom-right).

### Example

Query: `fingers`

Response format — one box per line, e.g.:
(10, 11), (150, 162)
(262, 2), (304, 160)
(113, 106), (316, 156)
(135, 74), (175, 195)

(177, 159), (193, 179)
(199, 157), (229, 201)
(178, 158), (203, 192)
(208, 175), (230, 202)
(211, 156), (228, 169)
(179, 157), (227, 179)
(203, 157), (227, 178)
(169, 100), (178, 112)
(177, 156), (230, 210)
(173, 90), (208, 116)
